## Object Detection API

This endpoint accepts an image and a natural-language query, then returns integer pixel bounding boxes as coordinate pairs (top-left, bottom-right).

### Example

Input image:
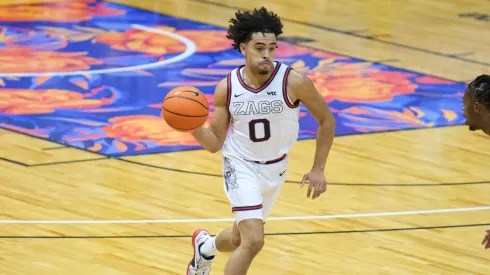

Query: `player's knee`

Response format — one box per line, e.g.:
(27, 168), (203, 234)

(238, 219), (265, 253)
(242, 234), (264, 253)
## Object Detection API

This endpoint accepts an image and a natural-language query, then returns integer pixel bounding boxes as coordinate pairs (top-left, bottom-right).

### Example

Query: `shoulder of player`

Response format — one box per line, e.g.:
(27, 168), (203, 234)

(286, 68), (312, 89)
(215, 76), (228, 91)
(213, 77), (230, 106)
(285, 68), (316, 99)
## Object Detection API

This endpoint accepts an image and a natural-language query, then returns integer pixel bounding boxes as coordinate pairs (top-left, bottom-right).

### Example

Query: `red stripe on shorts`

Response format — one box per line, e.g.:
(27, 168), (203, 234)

(232, 204), (263, 212)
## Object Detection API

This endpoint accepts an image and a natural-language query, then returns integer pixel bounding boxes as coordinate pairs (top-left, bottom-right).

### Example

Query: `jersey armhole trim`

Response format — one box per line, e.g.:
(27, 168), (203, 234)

(226, 72), (232, 110)
(282, 67), (300, 109)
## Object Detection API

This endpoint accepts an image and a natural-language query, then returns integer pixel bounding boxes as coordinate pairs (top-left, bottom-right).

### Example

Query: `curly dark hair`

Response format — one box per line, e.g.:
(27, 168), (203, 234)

(226, 7), (283, 51)
(467, 74), (490, 109)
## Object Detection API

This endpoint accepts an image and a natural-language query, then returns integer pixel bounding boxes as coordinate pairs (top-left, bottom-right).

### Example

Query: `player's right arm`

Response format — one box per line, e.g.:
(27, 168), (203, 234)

(190, 78), (230, 153)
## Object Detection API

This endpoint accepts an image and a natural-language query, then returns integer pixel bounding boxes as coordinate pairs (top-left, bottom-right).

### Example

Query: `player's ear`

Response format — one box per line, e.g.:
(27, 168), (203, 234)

(475, 101), (481, 113)
(239, 43), (246, 56)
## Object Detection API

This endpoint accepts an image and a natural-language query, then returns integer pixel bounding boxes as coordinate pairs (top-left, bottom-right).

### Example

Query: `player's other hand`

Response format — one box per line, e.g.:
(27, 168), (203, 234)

(300, 170), (327, 200)
(482, 229), (490, 249)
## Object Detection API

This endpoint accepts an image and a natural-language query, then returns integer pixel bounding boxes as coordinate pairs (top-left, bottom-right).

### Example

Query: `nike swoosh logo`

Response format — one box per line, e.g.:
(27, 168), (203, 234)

(279, 170), (287, 176)
(234, 93), (244, 97)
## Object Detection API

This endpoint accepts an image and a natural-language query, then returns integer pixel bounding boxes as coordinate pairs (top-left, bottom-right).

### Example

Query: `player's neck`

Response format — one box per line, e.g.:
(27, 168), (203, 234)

(241, 65), (272, 89)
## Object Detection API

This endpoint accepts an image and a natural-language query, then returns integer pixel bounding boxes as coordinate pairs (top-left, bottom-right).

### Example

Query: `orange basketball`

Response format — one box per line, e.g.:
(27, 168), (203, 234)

(161, 86), (209, 132)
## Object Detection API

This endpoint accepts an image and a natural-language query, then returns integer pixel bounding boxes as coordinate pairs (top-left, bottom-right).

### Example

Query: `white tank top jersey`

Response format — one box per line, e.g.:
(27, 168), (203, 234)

(221, 61), (301, 162)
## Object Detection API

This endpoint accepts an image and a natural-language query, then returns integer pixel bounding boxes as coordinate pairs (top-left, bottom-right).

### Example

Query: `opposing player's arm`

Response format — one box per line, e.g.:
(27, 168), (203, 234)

(191, 78), (230, 153)
(289, 70), (335, 172)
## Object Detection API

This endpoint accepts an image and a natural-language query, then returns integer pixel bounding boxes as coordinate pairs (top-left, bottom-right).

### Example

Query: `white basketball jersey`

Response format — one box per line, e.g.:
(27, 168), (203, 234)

(221, 62), (300, 161)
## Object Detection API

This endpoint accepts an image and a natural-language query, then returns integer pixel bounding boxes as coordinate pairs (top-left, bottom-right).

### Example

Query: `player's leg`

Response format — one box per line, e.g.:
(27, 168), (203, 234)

(187, 223), (241, 275)
(224, 217), (265, 275)
(221, 157), (265, 274)
(187, 156), (259, 275)
(221, 157), (289, 274)
(199, 221), (241, 257)
(215, 222), (241, 251)
(199, 216), (263, 274)
(199, 155), (252, 256)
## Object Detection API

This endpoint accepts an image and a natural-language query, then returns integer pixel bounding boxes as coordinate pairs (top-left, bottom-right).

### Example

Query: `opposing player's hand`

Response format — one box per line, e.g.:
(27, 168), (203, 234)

(482, 229), (490, 249)
(300, 170), (327, 199)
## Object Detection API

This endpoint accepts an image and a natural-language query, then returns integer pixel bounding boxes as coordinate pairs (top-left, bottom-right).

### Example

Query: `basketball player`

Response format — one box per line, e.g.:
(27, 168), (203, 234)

(186, 7), (336, 275)
(462, 74), (490, 249)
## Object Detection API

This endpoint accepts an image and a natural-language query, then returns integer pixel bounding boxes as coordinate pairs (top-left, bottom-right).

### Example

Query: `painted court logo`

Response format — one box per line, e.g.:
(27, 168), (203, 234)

(0, 0), (467, 157)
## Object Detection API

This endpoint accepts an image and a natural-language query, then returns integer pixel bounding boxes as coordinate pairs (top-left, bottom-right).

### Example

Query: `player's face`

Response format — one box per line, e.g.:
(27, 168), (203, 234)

(241, 32), (277, 75)
(462, 90), (483, 131)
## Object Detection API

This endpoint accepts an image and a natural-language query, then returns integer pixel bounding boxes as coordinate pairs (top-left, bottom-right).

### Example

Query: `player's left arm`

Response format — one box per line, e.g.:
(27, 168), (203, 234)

(288, 70), (336, 200)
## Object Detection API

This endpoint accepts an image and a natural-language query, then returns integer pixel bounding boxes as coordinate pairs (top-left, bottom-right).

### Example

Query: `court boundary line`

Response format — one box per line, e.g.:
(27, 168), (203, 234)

(0, 24), (196, 77)
(2, 222), (489, 239)
(1, 205), (489, 224)
(0, 156), (110, 167)
(42, 146), (68, 150)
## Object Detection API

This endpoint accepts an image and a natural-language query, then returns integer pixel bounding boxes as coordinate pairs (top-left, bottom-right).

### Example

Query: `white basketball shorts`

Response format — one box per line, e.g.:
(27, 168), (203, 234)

(221, 154), (289, 224)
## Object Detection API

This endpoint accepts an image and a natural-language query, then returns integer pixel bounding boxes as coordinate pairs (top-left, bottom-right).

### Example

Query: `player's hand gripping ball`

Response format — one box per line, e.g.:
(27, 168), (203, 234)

(161, 86), (209, 132)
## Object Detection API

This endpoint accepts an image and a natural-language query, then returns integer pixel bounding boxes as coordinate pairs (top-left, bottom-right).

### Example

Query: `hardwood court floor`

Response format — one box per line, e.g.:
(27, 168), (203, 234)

(1, 0), (490, 274)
